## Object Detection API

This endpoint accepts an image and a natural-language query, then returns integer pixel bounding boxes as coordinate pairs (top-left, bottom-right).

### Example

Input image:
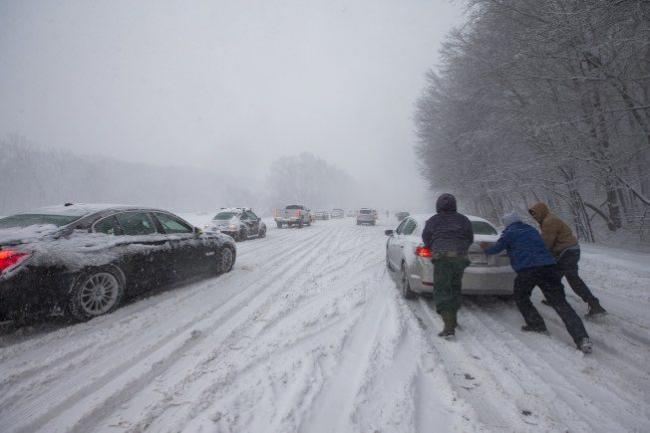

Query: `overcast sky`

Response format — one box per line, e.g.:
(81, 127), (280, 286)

(0, 0), (462, 210)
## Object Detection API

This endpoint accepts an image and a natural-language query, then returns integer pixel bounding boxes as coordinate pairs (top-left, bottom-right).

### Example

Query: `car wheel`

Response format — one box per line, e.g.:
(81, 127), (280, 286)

(217, 247), (235, 274)
(68, 267), (124, 321)
(259, 227), (266, 238)
(400, 263), (416, 299)
(238, 228), (248, 241)
(276, 222), (282, 229)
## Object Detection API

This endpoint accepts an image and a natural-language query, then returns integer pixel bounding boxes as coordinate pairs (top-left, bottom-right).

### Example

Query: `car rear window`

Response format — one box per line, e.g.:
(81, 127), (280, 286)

(214, 212), (237, 220)
(359, 209), (372, 214)
(472, 221), (498, 235)
(286, 205), (303, 210)
(0, 214), (80, 229)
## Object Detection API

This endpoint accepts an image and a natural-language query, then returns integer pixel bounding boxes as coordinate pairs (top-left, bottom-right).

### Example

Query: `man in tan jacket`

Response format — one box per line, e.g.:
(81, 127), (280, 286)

(528, 202), (607, 317)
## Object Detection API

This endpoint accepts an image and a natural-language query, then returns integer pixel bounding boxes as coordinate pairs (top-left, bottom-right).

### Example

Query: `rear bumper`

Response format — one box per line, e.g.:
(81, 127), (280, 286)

(411, 263), (515, 295)
(0, 269), (71, 318)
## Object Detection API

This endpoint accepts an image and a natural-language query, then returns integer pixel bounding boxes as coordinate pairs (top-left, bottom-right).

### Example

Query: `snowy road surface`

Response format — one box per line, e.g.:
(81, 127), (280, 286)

(1, 217), (648, 433)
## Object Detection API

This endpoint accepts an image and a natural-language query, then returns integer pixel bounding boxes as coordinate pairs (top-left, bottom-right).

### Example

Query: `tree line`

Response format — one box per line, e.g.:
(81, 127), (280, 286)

(415, 0), (650, 243)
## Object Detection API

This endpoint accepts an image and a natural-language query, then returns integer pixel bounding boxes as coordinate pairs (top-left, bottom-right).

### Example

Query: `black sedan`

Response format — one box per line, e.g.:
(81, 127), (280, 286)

(0, 204), (236, 322)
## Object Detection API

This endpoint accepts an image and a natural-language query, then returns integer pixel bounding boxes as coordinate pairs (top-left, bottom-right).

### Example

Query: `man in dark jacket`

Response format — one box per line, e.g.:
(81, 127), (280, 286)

(421, 193), (474, 338)
(481, 212), (592, 353)
(529, 202), (606, 316)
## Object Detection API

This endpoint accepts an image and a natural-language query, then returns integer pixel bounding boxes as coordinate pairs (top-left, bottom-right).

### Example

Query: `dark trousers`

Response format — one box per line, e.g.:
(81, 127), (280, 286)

(433, 257), (470, 314)
(557, 248), (598, 305)
(514, 265), (589, 346)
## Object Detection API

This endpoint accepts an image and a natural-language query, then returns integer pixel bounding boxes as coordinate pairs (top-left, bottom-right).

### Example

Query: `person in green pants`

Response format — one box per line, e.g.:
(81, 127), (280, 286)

(421, 194), (474, 338)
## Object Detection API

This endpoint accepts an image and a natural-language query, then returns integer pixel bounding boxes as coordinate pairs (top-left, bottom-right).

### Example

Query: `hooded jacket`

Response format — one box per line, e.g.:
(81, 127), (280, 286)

(484, 221), (556, 272)
(422, 194), (474, 255)
(529, 202), (578, 257)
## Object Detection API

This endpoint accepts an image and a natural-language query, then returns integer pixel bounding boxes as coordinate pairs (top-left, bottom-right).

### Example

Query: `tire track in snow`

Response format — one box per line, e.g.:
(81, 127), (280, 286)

(56, 222), (348, 433)
(105, 222), (359, 433)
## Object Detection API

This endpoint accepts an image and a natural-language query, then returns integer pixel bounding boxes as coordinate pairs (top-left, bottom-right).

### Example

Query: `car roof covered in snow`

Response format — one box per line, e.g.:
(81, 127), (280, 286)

(27, 203), (145, 217)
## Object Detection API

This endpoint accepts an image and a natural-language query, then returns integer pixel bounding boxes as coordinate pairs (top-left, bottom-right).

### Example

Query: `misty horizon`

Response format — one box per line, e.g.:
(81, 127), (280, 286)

(0, 0), (463, 213)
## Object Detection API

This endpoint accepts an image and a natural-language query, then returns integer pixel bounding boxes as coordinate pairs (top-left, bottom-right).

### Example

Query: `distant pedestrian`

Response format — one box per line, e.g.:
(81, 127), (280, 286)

(481, 212), (592, 353)
(528, 202), (606, 317)
(422, 193), (474, 338)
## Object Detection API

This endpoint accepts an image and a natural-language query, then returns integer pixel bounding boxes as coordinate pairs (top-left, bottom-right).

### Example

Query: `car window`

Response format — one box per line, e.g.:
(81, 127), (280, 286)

(115, 212), (157, 235)
(471, 221), (498, 235)
(94, 216), (123, 235)
(395, 219), (408, 234)
(154, 213), (193, 234)
(245, 211), (258, 220)
(214, 212), (237, 220)
(402, 219), (417, 235)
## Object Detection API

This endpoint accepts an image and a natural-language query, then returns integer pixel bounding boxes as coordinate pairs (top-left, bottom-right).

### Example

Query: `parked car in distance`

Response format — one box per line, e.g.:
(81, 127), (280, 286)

(204, 208), (266, 241)
(0, 203), (236, 322)
(313, 210), (331, 220)
(331, 209), (344, 219)
(395, 211), (410, 221)
(274, 205), (312, 228)
(385, 215), (515, 298)
(356, 208), (377, 225)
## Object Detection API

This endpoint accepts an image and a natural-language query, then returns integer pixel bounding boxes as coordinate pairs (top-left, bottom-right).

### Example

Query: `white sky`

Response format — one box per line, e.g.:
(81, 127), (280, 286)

(0, 0), (463, 210)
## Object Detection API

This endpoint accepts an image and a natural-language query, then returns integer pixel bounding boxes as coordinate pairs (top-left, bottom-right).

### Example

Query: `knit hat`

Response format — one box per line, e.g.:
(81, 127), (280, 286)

(502, 212), (522, 227)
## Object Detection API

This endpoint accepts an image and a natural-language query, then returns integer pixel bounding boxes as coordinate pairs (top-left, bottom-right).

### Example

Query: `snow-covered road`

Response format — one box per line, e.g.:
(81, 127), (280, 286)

(1, 217), (648, 433)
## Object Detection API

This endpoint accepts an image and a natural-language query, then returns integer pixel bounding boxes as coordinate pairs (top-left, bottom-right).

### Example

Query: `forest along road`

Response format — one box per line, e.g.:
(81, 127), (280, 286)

(0, 217), (648, 433)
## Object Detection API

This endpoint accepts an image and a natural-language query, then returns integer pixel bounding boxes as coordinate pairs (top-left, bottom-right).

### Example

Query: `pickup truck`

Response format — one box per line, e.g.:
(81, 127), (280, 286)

(274, 205), (312, 228)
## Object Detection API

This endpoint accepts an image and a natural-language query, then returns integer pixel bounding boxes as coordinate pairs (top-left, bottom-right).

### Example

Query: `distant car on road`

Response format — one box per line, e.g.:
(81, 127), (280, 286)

(0, 204), (236, 322)
(313, 210), (331, 220)
(356, 208), (377, 226)
(274, 205), (312, 228)
(205, 208), (266, 241)
(331, 209), (344, 219)
(395, 211), (410, 221)
(385, 215), (515, 299)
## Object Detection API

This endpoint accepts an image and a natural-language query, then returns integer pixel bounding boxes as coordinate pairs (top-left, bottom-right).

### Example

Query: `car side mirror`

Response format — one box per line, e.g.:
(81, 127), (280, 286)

(384, 230), (394, 236)
(194, 227), (202, 235)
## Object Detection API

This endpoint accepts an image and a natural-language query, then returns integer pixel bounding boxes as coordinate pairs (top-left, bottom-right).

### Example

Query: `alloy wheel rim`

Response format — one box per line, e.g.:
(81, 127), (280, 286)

(79, 272), (120, 315)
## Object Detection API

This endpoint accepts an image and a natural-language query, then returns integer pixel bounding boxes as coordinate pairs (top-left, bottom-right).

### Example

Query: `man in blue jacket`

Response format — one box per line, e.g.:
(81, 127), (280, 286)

(481, 212), (592, 353)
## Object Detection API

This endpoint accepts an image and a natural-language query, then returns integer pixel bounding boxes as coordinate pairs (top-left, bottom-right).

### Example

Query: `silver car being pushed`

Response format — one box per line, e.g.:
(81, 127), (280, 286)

(385, 215), (515, 298)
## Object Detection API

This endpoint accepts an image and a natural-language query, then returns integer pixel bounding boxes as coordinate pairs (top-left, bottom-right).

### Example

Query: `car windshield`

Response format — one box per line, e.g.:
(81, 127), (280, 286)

(214, 212), (237, 220)
(472, 221), (498, 235)
(0, 214), (80, 229)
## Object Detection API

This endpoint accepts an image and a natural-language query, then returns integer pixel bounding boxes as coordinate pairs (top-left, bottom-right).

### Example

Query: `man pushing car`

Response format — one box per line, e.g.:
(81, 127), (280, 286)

(422, 193), (474, 339)
(481, 212), (593, 353)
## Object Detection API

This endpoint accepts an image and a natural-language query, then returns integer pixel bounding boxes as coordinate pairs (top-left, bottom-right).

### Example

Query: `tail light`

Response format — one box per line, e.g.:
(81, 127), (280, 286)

(0, 250), (30, 273)
(415, 246), (432, 258)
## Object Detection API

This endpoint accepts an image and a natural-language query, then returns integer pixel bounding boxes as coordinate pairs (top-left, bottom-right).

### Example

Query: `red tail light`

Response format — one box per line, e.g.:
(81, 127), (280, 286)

(0, 250), (30, 273)
(415, 246), (432, 258)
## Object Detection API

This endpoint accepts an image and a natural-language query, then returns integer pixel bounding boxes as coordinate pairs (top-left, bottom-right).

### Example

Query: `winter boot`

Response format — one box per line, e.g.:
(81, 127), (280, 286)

(586, 301), (607, 317)
(521, 324), (548, 334)
(578, 337), (593, 354)
(438, 311), (456, 339)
